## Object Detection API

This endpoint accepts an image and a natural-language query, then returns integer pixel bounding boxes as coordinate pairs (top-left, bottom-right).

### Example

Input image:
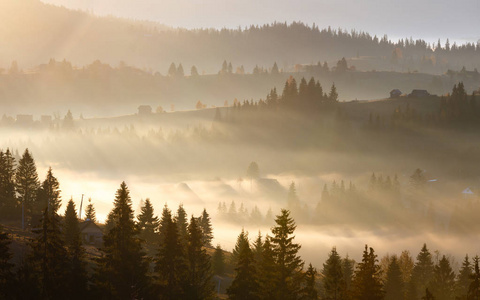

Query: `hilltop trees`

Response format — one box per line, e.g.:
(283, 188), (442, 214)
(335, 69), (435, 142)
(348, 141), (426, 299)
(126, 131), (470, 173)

(94, 182), (151, 299)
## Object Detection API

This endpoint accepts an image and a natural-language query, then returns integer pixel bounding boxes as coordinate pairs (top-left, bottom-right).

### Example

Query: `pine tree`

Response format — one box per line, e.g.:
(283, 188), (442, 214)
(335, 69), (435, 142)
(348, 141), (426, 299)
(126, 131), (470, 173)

(259, 235), (277, 300)
(430, 255), (455, 300)
(301, 263), (319, 300)
(155, 216), (187, 299)
(271, 209), (304, 299)
(412, 244), (435, 296)
(455, 254), (472, 299)
(63, 199), (88, 299)
(227, 230), (260, 300)
(168, 62), (177, 77)
(191, 65), (199, 76)
(385, 256), (404, 300)
(0, 149), (17, 219)
(328, 83), (339, 102)
(252, 232), (264, 265)
(322, 247), (345, 300)
(342, 255), (355, 299)
(174, 204), (188, 244)
(30, 207), (69, 299)
(185, 216), (214, 300)
(15, 149), (39, 228)
(0, 224), (14, 299)
(137, 198), (159, 245)
(287, 182), (301, 217)
(231, 229), (249, 266)
(351, 245), (383, 300)
(158, 204), (173, 247)
(212, 245), (226, 276)
(198, 208), (213, 247)
(37, 167), (61, 215)
(85, 199), (96, 222)
(469, 256), (480, 300)
(94, 182), (151, 299)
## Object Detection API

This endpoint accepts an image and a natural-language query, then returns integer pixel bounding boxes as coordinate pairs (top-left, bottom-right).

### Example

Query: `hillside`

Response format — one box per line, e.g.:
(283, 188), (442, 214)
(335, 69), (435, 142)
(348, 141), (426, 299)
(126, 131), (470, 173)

(1, 0), (480, 75)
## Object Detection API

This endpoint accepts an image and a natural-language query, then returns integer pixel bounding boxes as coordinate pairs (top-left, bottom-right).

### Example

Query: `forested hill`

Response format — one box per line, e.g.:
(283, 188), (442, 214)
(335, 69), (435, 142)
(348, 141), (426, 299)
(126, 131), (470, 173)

(1, 0), (480, 74)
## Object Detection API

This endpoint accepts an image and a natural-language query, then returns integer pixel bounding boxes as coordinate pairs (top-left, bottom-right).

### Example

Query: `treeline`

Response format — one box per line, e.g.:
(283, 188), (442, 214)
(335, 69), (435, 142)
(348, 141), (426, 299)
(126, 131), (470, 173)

(372, 82), (480, 130)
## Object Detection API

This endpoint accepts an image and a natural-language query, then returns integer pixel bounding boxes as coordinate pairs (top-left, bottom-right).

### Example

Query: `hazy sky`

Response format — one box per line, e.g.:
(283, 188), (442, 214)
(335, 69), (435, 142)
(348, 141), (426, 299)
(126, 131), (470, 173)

(41, 0), (480, 44)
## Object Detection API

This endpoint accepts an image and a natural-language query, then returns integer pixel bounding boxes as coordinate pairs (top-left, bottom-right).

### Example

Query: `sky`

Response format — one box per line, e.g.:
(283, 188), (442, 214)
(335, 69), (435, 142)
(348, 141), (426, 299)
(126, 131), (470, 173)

(41, 0), (480, 45)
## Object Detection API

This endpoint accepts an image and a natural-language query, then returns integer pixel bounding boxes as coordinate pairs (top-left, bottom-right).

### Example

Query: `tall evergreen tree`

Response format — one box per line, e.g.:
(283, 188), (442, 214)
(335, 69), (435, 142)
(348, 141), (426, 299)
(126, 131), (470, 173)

(322, 247), (345, 300)
(431, 255), (455, 300)
(468, 256), (480, 300)
(15, 149), (39, 228)
(252, 232), (264, 265)
(227, 230), (260, 300)
(455, 254), (472, 299)
(174, 204), (188, 243)
(198, 208), (213, 247)
(158, 204), (172, 247)
(63, 199), (88, 299)
(85, 198), (96, 222)
(155, 216), (187, 299)
(30, 207), (69, 299)
(271, 209), (304, 299)
(342, 255), (355, 299)
(385, 256), (404, 300)
(301, 263), (319, 300)
(0, 224), (14, 299)
(185, 216), (214, 300)
(412, 244), (435, 297)
(94, 182), (151, 299)
(0, 149), (17, 219)
(212, 245), (226, 276)
(38, 167), (61, 214)
(137, 198), (159, 245)
(259, 236), (277, 300)
(351, 245), (383, 300)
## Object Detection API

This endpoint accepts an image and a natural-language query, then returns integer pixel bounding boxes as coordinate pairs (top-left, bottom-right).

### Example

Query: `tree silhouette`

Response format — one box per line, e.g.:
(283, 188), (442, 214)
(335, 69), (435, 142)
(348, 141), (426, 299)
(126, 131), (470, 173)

(212, 245), (226, 276)
(198, 208), (213, 247)
(15, 149), (39, 228)
(137, 198), (159, 245)
(0, 149), (17, 219)
(301, 263), (319, 299)
(85, 199), (96, 222)
(431, 255), (455, 300)
(412, 244), (434, 297)
(271, 209), (304, 299)
(94, 182), (151, 299)
(0, 225), (14, 299)
(385, 256), (404, 300)
(352, 245), (383, 300)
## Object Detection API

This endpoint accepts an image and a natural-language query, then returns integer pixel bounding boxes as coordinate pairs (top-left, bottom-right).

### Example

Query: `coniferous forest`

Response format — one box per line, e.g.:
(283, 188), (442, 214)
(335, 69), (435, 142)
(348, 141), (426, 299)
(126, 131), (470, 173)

(2, 0), (480, 299)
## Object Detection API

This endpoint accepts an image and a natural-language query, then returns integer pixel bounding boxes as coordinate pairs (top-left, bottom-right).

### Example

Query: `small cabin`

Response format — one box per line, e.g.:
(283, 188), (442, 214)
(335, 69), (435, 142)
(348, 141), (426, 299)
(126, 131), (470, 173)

(390, 89), (402, 98)
(138, 105), (152, 115)
(409, 89), (430, 98)
(80, 220), (103, 246)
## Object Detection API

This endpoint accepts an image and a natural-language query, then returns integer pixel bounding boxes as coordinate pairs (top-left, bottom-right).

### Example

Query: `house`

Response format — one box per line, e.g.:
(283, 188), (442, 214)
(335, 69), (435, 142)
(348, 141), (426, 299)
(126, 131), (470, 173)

(80, 220), (103, 246)
(409, 89), (430, 98)
(138, 105), (152, 115)
(390, 89), (402, 98)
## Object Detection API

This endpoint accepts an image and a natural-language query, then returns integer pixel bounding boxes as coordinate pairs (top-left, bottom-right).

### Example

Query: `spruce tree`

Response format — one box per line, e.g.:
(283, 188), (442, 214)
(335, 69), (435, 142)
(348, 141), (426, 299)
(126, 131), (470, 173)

(85, 198), (96, 222)
(351, 245), (383, 300)
(271, 209), (304, 299)
(227, 230), (260, 300)
(198, 208), (213, 247)
(0, 224), (14, 299)
(155, 216), (187, 299)
(469, 256), (480, 300)
(385, 256), (404, 300)
(252, 232), (264, 265)
(137, 198), (159, 245)
(185, 216), (214, 300)
(212, 245), (226, 276)
(15, 149), (39, 228)
(174, 204), (188, 243)
(158, 204), (172, 247)
(94, 182), (151, 299)
(30, 207), (69, 299)
(455, 254), (472, 299)
(301, 263), (319, 300)
(430, 255), (455, 300)
(322, 247), (345, 300)
(259, 235), (277, 300)
(342, 255), (355, 299)
(38, 167), (61, 214)
(0, 149), (17, 219)
(231, 229), (249, 266)
(63, 199), (88, 299)
(412, 244), (435, 296)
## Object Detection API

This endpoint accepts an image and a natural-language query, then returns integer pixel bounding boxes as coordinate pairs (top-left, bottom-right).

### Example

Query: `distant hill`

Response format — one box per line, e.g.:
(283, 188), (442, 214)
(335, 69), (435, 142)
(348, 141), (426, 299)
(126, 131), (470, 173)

(1, 0), (480, 74)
